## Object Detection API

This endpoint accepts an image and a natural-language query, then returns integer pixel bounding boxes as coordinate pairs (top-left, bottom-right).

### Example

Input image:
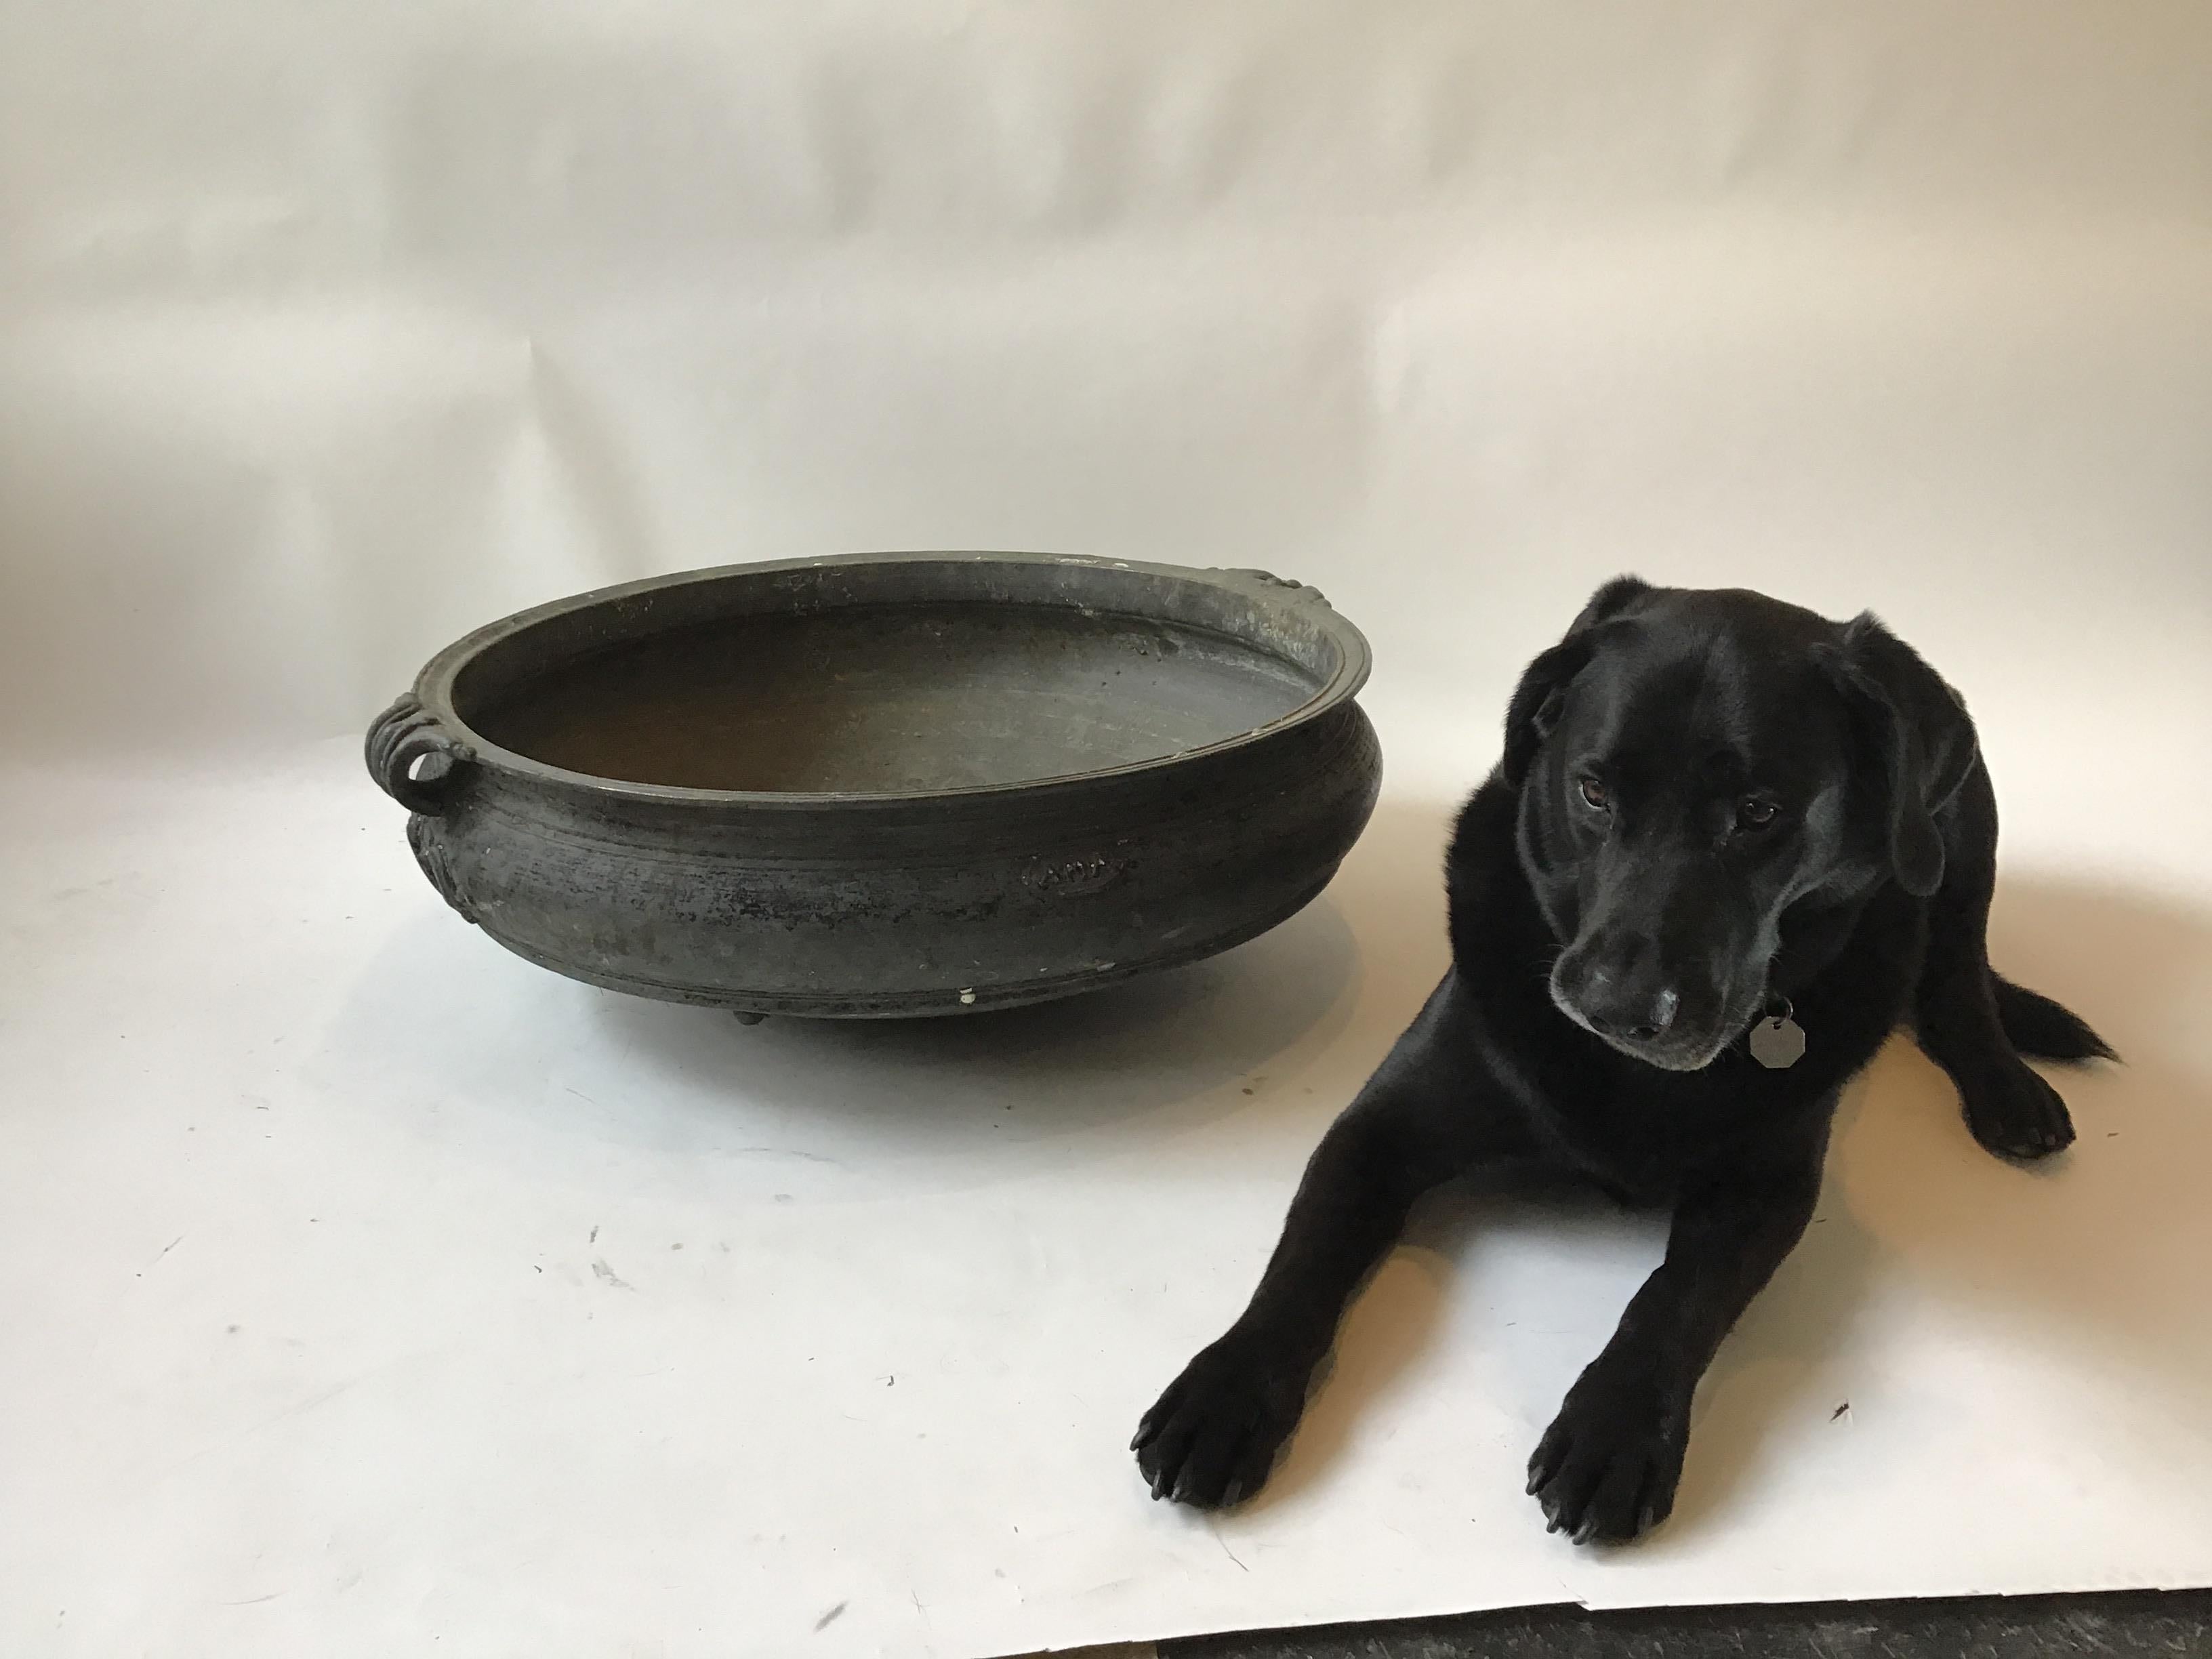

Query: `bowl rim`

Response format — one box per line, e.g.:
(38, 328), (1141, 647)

(410, 550), (1374, 807)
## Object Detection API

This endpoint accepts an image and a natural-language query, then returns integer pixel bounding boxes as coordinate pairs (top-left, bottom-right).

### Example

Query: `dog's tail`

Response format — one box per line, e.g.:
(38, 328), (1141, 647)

(1995, 974), (2117, 1063)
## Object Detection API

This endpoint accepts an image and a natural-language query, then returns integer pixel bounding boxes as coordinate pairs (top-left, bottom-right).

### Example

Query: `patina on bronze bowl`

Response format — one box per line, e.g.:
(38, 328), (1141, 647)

(365, 552), (1380, 1018)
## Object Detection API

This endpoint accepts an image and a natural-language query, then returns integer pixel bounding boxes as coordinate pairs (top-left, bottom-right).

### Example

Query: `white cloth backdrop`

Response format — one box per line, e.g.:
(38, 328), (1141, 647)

(3, 5), (2209, 1656)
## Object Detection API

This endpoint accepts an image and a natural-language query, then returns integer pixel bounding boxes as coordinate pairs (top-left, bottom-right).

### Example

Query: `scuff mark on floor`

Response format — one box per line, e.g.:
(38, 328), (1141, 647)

(591, 1258), (635, 1291)
(138, 1235), (185, 1276)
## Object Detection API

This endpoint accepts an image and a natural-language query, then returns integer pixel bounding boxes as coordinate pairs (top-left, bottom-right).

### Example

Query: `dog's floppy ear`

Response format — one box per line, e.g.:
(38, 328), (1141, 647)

(1501, 575), (1652, 788)
(1816, 613), (1978, 897)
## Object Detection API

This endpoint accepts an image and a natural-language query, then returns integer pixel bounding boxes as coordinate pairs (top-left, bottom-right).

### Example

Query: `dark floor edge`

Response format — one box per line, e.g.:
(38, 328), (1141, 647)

(1164, 1585), (2212, 1658)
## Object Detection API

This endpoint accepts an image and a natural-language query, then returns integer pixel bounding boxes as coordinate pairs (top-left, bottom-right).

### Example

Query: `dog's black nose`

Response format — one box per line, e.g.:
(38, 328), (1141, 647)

(1576, 970), (1681, 1042)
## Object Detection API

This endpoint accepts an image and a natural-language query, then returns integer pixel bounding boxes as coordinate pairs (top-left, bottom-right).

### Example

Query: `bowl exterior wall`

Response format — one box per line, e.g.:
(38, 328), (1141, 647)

(401, 704), (1380, 1017)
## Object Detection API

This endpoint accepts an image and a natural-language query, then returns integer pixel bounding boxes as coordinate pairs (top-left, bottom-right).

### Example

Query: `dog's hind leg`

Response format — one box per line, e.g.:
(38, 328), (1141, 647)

(1993, 972), (2116, 1063)
(1911, 760), (2083, 1159)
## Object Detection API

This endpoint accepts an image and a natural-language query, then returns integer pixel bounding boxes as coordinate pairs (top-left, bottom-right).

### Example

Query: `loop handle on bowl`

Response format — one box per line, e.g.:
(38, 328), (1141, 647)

(365, 695), (474, 815)
(1218, 566), (1330, 608)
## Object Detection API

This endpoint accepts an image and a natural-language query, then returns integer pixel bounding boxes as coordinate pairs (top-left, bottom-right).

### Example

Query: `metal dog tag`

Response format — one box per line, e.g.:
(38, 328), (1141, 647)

(1749, 1012), (1807, 1069)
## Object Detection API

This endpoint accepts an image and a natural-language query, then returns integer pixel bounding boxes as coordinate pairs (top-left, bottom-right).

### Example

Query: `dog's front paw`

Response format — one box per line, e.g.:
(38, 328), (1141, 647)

(1963, 1058), (2076, 1160)
(1132, 1332), (1311, 1509)
(1527, 1366), (1689, 1545)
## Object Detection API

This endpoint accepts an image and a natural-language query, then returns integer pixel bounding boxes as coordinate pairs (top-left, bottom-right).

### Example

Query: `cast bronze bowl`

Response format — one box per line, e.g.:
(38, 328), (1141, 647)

(365, 552), (1379, 1018)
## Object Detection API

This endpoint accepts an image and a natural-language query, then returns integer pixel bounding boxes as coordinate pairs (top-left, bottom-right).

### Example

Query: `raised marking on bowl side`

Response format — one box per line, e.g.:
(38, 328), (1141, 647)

(1025, 855), (1132, 897)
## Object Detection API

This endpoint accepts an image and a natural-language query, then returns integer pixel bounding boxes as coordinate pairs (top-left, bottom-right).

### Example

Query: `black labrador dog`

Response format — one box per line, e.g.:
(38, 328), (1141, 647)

(1132, 577), (2111, 1544)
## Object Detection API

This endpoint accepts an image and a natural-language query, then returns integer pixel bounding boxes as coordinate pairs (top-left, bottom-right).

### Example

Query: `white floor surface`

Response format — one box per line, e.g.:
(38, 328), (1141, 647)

(4, 725), (2209, 1658)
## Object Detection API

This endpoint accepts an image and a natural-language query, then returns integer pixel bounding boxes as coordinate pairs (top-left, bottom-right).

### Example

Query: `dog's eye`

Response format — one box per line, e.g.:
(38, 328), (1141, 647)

(1736, 797), (1780, 830)
(1578, 777), (1610, 811)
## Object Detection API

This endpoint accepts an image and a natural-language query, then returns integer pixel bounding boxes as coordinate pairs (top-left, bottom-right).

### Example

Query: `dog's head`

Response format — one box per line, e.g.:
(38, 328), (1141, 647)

(1504, 577), (1977, 1071)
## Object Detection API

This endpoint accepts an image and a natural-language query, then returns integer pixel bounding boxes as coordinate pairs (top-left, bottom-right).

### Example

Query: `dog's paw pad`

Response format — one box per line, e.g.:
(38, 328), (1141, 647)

(1528, 1380), (1687, 1546)
(1133, 1336), (1307, 1511)
(1963, 1061), (2076, 1161)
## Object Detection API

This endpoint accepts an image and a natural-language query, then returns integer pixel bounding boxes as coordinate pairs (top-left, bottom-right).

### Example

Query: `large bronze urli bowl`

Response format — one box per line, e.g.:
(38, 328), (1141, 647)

(365, 552), (1380, 1019)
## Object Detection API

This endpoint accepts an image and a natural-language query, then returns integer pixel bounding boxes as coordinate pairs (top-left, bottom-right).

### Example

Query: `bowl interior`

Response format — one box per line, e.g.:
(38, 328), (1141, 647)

(454, 567), (1343, 794)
